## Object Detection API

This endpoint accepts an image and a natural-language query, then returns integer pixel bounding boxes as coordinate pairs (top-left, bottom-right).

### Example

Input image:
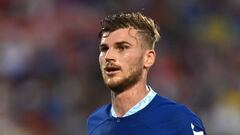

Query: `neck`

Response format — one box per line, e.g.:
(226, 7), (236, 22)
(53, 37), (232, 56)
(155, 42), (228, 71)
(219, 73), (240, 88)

(111, 81), (148, 117)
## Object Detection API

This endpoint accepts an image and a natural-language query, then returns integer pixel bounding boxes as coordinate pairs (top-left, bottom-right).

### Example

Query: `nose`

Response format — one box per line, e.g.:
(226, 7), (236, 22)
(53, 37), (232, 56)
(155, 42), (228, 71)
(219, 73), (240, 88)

(105, 48), (116, 62)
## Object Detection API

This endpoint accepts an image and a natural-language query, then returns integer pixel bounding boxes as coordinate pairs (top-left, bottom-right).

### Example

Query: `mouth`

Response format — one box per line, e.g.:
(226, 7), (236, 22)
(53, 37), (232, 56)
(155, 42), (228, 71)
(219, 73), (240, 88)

(104, 66), (121, 75)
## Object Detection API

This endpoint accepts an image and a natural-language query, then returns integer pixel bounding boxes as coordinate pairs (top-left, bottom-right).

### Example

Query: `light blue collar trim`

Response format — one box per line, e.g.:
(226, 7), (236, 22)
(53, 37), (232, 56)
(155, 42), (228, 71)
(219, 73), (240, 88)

(111, 85), (157, 118)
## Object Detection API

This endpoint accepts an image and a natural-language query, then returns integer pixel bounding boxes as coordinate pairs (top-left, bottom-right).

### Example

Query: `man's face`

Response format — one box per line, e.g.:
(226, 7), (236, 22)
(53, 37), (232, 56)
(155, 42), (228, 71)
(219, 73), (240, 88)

(99, 28), (146, 92)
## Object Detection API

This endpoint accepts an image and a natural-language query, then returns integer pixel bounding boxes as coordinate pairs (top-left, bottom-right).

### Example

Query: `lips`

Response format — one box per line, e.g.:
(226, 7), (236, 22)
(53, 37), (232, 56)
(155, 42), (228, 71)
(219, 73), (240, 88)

(104, 64), (121, 75)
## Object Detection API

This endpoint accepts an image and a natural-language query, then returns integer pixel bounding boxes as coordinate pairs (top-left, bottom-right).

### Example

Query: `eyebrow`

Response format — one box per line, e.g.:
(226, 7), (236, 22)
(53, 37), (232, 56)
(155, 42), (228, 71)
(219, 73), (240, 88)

(99, 41), (132, 47)
(115, 41), (132, 46)
(99, 43), (107, 47)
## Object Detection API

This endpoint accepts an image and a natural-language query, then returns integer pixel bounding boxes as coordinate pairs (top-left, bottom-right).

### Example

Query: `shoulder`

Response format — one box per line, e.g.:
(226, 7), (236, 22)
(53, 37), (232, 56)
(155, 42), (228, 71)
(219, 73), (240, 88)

(152, 95), (200, 118)
(145, 95), (206, 134)
(171, 104), (206, 134)
(87, 104), (111, 134)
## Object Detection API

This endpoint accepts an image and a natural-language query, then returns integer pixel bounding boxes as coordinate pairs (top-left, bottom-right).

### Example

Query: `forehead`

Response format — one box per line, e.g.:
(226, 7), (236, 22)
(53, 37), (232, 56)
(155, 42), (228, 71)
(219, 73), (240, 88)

(100, 28), (140, 45)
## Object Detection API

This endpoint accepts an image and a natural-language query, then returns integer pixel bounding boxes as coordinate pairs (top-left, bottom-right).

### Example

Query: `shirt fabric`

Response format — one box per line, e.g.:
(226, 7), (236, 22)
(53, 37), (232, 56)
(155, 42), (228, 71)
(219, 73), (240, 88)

(87, 88), (207, 135)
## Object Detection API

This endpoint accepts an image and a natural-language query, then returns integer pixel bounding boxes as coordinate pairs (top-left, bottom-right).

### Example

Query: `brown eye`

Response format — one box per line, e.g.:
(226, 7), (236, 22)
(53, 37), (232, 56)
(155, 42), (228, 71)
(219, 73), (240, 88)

(99, 45), (108, 52)
(117, 44), (129, 51)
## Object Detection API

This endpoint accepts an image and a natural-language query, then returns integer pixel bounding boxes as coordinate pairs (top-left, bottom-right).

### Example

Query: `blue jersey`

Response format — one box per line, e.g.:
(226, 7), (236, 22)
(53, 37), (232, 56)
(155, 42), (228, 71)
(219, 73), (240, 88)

(87, 94), (206, 135)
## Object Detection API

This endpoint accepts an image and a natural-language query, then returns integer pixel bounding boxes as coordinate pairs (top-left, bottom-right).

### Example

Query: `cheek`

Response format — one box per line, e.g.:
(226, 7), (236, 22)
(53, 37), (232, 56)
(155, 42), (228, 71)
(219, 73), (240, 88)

(99, 55), (105, 69)
(123, 55), (143, 70)
(99, 53), (104, 63)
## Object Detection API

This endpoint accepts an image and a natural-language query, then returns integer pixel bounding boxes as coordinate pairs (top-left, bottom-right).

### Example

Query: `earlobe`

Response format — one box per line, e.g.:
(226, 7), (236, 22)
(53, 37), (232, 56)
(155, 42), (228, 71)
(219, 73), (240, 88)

(144, 50), (156, 68)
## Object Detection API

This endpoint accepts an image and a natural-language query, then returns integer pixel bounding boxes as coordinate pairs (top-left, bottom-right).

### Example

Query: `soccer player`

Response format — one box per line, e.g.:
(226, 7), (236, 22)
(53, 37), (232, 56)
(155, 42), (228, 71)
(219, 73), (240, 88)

(87, 12), (206, 135)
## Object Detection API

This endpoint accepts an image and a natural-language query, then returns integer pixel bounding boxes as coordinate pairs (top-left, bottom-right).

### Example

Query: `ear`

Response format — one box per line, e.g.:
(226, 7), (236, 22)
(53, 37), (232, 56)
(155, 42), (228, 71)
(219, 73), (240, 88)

(143, 49), (156, 69)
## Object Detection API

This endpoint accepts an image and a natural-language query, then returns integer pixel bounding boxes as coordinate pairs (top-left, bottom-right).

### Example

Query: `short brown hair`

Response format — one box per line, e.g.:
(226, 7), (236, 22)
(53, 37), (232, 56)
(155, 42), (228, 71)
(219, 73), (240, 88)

(99, 12), (160, 49)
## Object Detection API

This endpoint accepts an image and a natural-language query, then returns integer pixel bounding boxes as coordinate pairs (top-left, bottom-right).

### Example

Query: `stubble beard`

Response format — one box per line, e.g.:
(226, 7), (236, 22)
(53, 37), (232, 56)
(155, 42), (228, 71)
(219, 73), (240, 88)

(102, 61), (143, 94)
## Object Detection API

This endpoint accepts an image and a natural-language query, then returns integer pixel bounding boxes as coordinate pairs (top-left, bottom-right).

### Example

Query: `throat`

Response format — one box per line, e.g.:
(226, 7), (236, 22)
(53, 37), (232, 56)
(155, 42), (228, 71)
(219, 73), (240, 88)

(111, 86), (149, 117)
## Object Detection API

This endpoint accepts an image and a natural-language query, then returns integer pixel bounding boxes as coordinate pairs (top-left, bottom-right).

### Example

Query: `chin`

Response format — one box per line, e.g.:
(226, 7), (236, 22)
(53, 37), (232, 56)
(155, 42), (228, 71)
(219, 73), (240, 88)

(102, 65), (143, 94)
(103, 78), (124, 93)
(105, 78), (138, 94)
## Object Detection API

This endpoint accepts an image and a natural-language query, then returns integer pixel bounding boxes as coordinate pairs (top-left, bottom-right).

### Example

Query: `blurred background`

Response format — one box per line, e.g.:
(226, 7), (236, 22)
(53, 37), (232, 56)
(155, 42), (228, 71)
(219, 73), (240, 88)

(0, 0), (239, 134)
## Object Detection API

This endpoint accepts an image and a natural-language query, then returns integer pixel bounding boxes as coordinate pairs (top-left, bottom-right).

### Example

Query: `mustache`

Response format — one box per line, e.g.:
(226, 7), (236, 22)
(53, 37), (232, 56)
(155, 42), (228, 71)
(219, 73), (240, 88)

(104, 62), (121, 70)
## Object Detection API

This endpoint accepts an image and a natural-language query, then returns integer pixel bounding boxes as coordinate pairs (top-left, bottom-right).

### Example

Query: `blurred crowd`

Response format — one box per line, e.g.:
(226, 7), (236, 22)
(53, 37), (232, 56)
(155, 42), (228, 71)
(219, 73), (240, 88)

(0, 0), (239, 135)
